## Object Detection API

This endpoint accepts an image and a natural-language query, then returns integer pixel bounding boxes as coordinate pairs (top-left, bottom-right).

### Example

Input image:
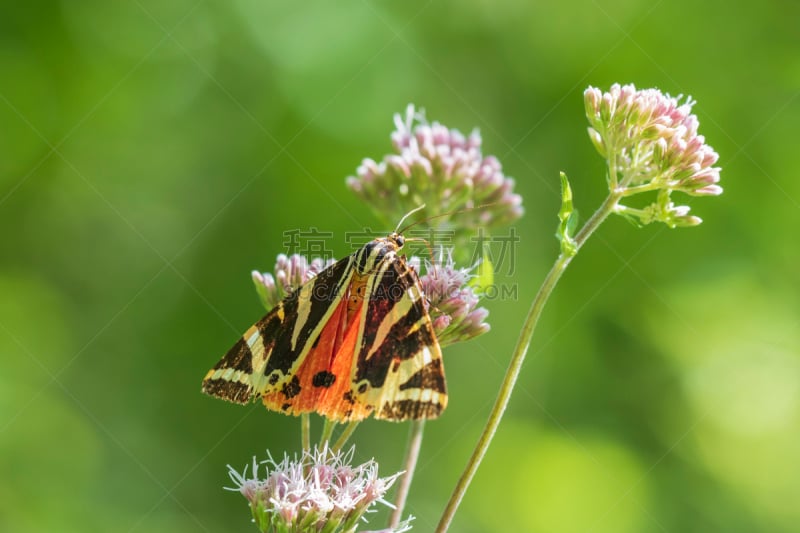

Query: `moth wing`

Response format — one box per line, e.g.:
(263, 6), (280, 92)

(259, 291), (358, 417)
(202, 256), (355, 406)
(322, 254), (447, 421)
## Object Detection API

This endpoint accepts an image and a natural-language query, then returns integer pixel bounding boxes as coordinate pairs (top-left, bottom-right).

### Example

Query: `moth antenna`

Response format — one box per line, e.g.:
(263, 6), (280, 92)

(398, 201), (500, 276)
(397, 201), (501, 234)
(394, 204), (427, 233)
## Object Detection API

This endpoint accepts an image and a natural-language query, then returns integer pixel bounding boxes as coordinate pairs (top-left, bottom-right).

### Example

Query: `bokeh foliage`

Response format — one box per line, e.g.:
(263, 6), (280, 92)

(1, 1), (798, 532)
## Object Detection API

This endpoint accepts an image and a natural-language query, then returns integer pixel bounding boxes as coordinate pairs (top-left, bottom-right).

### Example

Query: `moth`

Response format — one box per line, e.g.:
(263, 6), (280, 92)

(202, 231), (447, 422)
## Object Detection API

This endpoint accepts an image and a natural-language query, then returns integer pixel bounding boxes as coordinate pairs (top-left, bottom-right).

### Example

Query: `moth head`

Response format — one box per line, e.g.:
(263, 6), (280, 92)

(389, 232), (405, 250)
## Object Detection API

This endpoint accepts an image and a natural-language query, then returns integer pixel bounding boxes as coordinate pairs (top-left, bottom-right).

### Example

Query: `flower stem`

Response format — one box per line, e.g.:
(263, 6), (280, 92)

(607, 148), (619, 190)
(331, 421), (360, 453)
(301, 413), (311, 451)
(435, 190), (622, 532)
(620, 181), (663, 196)
(389, 420), (425, 529)
(319, 418), (336, 448)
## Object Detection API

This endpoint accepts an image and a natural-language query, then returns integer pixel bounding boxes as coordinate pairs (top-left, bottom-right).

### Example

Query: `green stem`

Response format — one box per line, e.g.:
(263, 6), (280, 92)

(319, 418), (336, 448)
(607, 148), (619, 190)
(331, 421), (360, 453)
(435, 191), (622, 532)
(614, 204), (648, 218)
(301, 413), (311, 451)
(620, 181), (663, 196)
(389, 420), (425, 529)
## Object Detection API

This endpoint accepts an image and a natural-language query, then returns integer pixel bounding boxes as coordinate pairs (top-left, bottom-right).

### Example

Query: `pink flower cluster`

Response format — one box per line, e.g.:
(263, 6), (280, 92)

(252, 254), (335, 310)
(226, 446), (411, 533)
(584, 83), (722, 197)
(347, 105), (523, 233)
(410, 251), (490, 346)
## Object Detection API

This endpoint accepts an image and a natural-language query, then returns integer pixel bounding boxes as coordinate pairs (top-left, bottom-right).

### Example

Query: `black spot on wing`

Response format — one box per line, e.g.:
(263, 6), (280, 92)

(312, 371), (336, 388)
(342, 391), (356, 405)
(282, 376), (302, 399)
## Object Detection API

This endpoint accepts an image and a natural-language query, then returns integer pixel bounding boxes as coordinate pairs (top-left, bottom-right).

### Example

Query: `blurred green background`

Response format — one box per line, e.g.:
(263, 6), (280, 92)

(2, 1), (798, 532)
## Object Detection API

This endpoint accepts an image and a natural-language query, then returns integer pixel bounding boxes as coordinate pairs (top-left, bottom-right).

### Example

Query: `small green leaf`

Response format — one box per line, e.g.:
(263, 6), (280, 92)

(469, 251), (494, 295)
(557, 172), (578, 256)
